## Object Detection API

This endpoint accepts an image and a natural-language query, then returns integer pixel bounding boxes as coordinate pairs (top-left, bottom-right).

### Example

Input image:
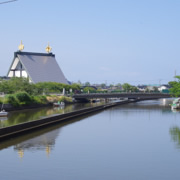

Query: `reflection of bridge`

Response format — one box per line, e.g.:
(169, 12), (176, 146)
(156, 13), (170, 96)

(73, 93), (171, 101)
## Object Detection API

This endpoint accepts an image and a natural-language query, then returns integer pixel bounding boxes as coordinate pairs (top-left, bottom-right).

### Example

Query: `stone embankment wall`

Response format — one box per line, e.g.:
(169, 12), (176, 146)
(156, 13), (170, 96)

(0, 100), (137, 140)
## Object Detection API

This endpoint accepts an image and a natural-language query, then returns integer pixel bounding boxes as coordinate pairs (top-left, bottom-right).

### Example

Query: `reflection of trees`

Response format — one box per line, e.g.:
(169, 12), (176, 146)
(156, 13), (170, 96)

(0, 102), (104, 128)
(0, 106), (69, 128)
(170, 127), (180, 148)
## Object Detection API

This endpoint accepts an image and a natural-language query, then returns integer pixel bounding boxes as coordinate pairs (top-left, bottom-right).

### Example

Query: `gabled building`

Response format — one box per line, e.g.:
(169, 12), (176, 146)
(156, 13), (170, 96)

(7, 51), (68, 84)
(137, 85), (147, 92)
(158, 84), (170, 92)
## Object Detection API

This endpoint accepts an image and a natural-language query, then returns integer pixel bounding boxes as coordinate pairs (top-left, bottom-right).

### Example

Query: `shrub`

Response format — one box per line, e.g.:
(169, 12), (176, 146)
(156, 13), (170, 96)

(58, 96), (72, 103)
(32, 96), (48, 104)
(5, 95), (19, 107)
(15, 92), (32, 105)
(0, 97), (3, 104)
(83, 87), (96, 93)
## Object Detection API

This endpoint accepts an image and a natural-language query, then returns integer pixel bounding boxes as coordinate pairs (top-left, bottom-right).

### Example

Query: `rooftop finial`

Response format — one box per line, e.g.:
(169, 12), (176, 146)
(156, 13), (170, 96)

(18, 40), (24, 51)
(46, 42), (52, 53)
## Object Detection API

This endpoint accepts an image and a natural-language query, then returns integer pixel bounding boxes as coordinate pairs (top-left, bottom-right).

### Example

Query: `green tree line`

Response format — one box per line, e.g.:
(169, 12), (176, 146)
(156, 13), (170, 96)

(0, 77), (80, 95)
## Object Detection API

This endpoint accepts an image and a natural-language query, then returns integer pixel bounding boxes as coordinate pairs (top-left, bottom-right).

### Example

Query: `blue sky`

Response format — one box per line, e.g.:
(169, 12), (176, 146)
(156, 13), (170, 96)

(0, 0), (180, 85)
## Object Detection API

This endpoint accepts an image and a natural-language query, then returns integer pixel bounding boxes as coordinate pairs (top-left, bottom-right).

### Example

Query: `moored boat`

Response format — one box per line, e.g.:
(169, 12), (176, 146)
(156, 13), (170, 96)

(171, 98), (180, 109)
(53, 101), (65, 107)
(0, 110), (8, 117)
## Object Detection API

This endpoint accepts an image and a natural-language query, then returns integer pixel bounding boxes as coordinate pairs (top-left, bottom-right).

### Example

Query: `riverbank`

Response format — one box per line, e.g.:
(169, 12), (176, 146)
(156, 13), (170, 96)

(0, 100), (137, 140)
(1, 93), (74, 112)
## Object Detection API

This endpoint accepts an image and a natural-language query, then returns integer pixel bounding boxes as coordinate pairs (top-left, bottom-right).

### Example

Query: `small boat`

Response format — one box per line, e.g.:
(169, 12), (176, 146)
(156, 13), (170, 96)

(53, 101), (65, 107)
(0, 102), (8, 117)
(171, 98), (180, 109)
(0, 110), (8, 117)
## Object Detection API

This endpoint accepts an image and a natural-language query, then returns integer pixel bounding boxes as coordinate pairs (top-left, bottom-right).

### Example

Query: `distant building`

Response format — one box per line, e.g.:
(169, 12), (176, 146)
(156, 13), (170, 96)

(158, 84), (170, 92)
(137, 85), (147, 92)
(7, 51), (68, 84)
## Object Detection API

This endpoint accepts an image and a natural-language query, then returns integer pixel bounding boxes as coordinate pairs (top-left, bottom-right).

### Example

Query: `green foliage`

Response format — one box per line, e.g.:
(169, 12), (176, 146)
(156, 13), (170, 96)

(84, 82), (91, 86)
(83, 87), (96, 93)
(4, 92), (48, 106)
(58, 96), (73, 103)
(5, 94), (19, 107)
(0, 77), (35, 95)
(15, 92), (32, 105)
(169, 79), (180, 97)
(35, 82), (80, 94)
(122, 83), (138, 92)
(32, 96), (47, 104)
(0, 77), (80, 95)
(96, 90), (108, 93)
(170, 126), (180, 148)
(168, 76), (180, 97)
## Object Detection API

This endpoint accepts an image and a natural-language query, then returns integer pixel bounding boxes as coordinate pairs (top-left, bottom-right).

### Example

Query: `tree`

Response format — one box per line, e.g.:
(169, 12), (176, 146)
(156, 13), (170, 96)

(0, 77), (81, 95)
(84, 82), (91, 86)
(100, 83), (106, 89)
(169, 76), (180, 97)
(122, 83), (132, 92)
(122, 83), (138, 92)
(116, 83), (121, 87)
(83, 87), (96, 93)
(0, 77), (35, 94)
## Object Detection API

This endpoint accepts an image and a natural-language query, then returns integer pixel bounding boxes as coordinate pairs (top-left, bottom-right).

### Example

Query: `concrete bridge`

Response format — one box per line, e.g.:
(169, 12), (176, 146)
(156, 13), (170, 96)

(73, 93), (171, 101)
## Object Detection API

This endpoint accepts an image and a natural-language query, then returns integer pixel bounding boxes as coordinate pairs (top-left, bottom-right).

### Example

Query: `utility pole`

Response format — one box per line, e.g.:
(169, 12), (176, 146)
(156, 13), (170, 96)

(159, 79), (162, 86)
(174, 70), (177, 81)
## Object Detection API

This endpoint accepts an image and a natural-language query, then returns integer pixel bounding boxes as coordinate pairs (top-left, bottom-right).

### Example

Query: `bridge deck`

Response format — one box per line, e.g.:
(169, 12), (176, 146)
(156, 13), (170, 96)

(73, 93), (171, 100)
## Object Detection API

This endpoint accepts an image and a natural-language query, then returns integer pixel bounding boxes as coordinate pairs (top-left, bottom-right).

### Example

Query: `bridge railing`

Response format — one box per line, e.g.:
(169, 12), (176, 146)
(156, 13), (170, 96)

(73, 92), (171, 99)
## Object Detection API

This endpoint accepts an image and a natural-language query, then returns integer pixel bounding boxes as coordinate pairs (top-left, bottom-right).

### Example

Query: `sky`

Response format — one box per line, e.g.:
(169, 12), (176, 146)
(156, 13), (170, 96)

(0, 0), (180, 85)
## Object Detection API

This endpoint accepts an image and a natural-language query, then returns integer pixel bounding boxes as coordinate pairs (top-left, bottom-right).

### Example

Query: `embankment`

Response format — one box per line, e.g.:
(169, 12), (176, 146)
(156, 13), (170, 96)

(0, 100), (137, 140)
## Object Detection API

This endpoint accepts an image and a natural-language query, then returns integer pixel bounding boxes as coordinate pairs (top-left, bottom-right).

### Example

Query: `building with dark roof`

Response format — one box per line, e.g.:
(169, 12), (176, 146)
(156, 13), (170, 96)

(7, 51), (68, 84)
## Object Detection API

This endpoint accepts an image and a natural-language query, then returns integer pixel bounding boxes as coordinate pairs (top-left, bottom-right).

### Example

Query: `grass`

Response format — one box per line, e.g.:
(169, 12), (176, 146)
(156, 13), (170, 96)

(0, 92), (73, 107)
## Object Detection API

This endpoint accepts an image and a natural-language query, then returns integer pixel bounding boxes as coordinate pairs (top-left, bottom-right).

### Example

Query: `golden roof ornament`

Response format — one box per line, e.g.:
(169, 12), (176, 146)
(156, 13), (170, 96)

(18, 40), (24, 51)
(46, 145), (51, 157)
(46, 43), (52, 53)
(18, 149), (24, 159)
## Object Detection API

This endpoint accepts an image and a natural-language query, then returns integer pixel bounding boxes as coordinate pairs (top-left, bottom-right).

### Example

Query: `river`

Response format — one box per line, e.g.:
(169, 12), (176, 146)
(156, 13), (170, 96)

(0, 99), (180, 180)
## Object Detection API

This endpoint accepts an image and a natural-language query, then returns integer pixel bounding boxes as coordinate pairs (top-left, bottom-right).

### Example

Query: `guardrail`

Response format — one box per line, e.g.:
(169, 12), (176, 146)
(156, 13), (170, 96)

(73, 93), (171, 99)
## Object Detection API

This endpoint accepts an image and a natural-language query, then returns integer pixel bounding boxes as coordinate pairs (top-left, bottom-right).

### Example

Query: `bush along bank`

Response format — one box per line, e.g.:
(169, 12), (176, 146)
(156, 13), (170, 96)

(0, 92), (74, 110)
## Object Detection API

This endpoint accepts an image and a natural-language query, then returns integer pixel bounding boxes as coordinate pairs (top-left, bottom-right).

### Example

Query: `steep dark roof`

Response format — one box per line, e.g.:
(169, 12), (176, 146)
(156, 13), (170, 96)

(8, 51), (68, 84)
(160, 84), (170, 88)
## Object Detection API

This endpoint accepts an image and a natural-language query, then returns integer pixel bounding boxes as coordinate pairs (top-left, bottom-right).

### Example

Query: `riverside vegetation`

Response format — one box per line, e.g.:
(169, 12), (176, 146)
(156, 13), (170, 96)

(0, 77), (80, 107)
(0, 76), (178, 107)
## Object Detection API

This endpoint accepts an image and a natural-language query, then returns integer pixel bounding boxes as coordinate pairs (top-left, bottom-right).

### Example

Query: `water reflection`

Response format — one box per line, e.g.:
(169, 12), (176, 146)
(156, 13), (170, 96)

(0, 122), (62, 158)
(170, 127), (180, 149)
(0, 102), (104, 128)
(0, 112), (98, 158)
(171, 109), (180, 113)
(1, 99), (180, 180)
(110, 99), (174, 116)
(14, 128), (60, 158)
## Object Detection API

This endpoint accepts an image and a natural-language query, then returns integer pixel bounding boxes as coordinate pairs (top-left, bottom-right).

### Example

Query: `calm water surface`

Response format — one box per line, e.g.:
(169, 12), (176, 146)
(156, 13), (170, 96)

(0, 102), (104, 128)
(1, 99), (180, 180)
